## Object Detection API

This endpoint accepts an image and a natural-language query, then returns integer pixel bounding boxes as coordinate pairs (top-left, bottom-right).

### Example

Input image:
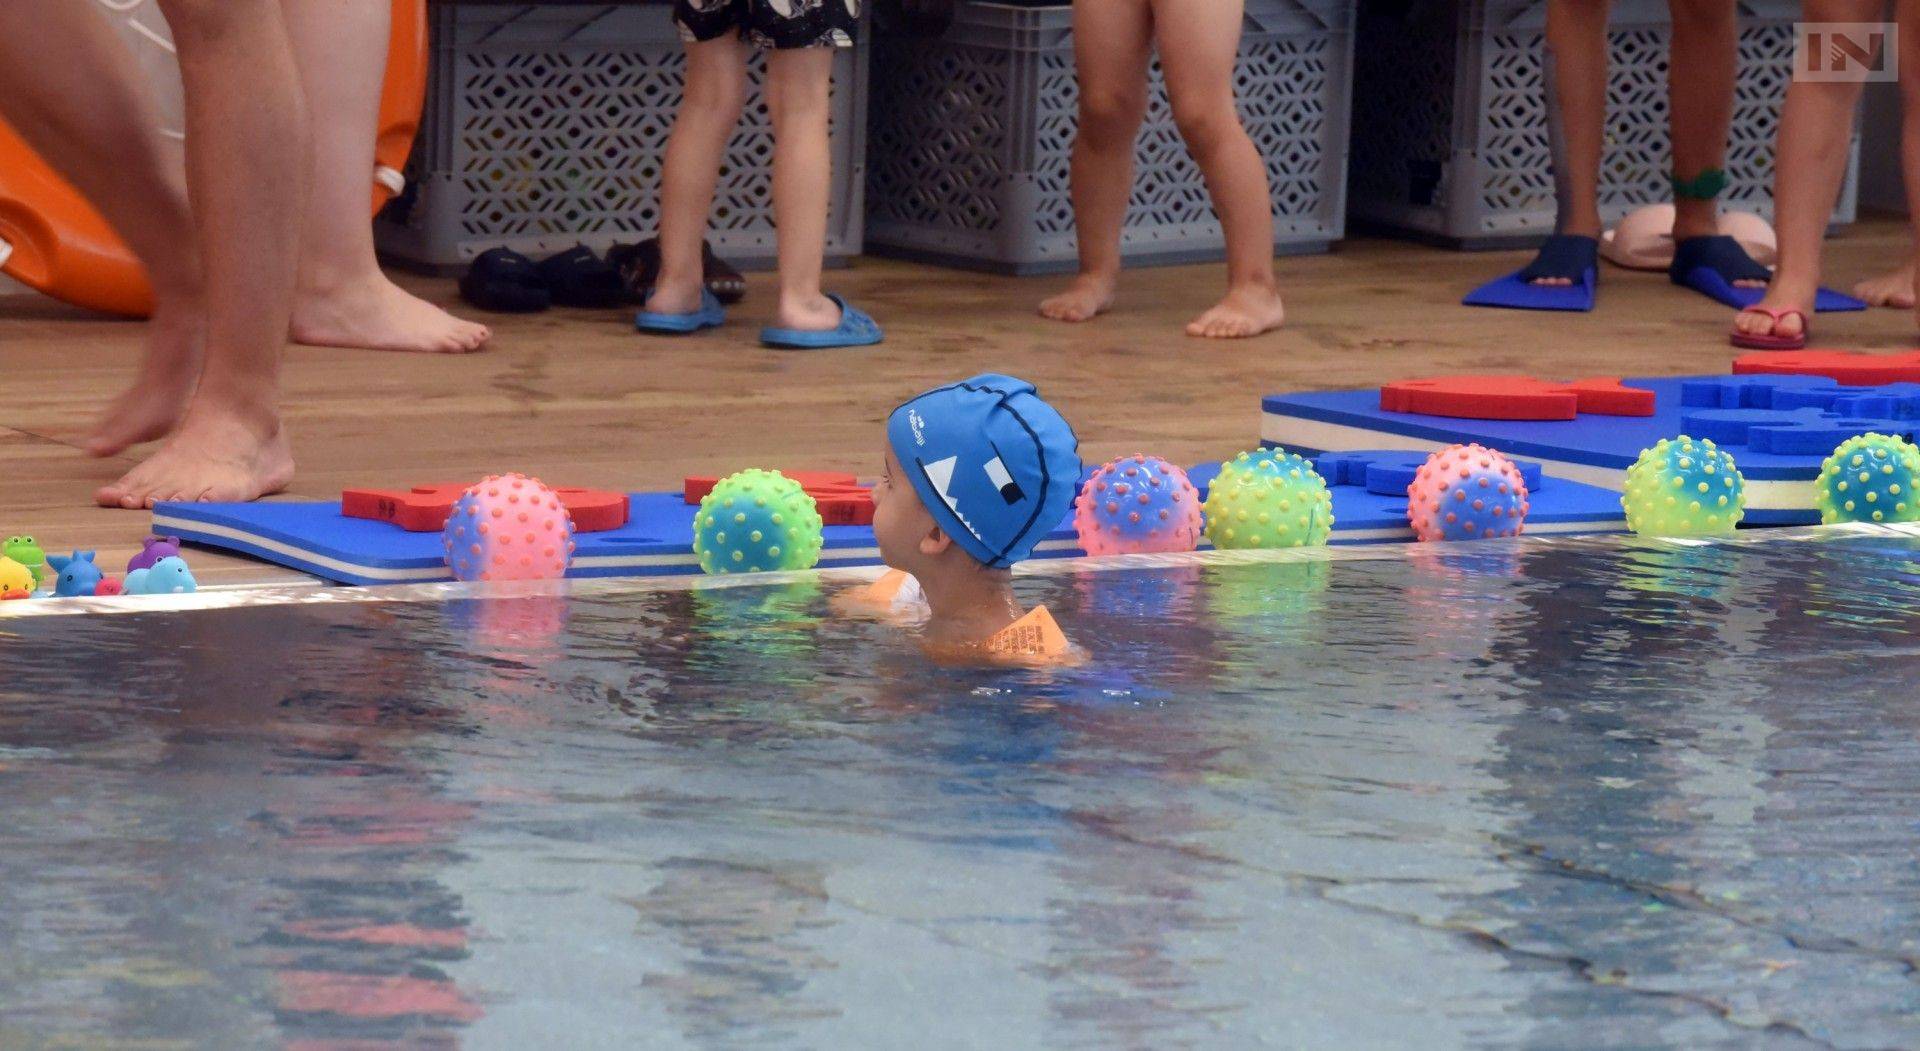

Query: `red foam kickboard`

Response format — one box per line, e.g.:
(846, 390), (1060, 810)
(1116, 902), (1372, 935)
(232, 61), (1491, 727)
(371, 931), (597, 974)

(682, 472), (874, 527)
(1380, 375), (1655, 421)
(1733, 350), (1920, 386)
(341, 483), (631, 533)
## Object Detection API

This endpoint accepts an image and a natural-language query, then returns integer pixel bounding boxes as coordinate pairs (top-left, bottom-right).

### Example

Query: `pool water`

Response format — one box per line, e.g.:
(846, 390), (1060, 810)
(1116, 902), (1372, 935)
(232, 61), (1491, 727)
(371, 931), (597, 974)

(3, 530), (1918, 1049)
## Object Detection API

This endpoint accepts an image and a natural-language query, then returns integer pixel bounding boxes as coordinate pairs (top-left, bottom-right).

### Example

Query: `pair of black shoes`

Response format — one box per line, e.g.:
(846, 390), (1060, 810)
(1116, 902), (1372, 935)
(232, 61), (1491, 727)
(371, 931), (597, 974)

(459, 240), (747, 314)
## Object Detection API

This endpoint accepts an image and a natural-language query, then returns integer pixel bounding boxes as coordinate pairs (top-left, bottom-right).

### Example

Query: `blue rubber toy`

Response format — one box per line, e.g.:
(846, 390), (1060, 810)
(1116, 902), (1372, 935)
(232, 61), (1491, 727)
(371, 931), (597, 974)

(45, 551), (103, 597)
(635, 288), (726, 334)
(760, 294), (883, 350)
(124, 556), (198, 595)
(1815, 433), (1920, 524)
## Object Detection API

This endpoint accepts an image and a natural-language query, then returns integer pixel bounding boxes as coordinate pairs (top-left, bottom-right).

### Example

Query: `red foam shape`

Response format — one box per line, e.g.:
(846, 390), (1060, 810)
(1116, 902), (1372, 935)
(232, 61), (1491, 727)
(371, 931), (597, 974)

(1732, 349), (1920, 386)
(342, 483), (630, 533)
(683, 471), (859, 504)
(815, 488), (875, 527)
(682, 472), (874, 526)
(1381, 375), (1654, 420)
(1556, 376), (1657, 416)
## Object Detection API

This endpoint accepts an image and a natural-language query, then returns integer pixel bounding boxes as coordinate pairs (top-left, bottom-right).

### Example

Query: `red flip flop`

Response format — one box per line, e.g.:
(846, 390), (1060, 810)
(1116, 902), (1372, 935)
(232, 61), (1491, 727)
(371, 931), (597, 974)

(1729, 305), (1810, 350)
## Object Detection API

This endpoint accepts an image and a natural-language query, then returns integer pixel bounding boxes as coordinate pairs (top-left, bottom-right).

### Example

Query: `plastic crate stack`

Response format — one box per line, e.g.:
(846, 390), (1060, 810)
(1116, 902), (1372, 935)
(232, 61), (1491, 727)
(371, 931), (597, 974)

(863, 0), (1356, 274)
(1347, 0), (1860, 247)
(375, 2), (868, 271)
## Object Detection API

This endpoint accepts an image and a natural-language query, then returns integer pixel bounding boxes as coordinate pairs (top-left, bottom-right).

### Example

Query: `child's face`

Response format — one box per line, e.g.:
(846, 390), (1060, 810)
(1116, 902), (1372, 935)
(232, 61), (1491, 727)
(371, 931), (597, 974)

(872, 448), (945, 570)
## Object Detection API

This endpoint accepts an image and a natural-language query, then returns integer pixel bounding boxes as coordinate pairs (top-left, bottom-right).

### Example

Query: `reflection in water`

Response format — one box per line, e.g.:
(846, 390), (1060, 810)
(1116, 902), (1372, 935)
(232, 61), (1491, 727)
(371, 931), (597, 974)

(3, 531), (1920, 1048)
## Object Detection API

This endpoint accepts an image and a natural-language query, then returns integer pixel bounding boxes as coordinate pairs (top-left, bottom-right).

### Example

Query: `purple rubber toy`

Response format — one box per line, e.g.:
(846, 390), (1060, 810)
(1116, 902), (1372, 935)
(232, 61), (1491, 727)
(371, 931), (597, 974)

(128, 535), (182, 574)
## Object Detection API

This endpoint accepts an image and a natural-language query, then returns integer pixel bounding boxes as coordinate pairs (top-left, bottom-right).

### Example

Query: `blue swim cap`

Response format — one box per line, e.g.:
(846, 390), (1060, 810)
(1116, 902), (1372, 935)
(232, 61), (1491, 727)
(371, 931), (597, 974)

(888, 374), (1081, 568)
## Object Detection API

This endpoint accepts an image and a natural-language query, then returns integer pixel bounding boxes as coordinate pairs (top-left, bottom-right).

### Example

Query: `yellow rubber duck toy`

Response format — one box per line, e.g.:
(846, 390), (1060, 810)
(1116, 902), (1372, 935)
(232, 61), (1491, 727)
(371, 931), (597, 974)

(0, 556), (35, 599)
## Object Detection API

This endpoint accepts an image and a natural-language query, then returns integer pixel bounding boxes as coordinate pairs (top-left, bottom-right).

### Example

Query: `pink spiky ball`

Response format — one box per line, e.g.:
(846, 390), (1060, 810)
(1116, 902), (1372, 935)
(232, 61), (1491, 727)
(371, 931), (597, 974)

(442, 473), (578, 582)
(1407, 444), (1530, 542)
(1073, 455), (1204, 556)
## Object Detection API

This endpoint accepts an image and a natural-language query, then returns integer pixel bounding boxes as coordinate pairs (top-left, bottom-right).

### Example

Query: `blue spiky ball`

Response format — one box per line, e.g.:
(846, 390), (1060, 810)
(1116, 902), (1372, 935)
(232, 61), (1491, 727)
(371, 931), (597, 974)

(1815, 433), (1920, 525)
(1073, 455), (1204, 555)
(1621, 436), (1746, 536)
(693, 469), (825, 575)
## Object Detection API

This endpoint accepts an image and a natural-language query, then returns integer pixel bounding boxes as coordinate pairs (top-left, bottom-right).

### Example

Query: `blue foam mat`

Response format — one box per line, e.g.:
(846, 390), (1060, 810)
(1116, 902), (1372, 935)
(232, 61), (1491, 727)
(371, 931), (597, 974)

(154, 463), (1628, 586)
(1261, 373), (1920, 524)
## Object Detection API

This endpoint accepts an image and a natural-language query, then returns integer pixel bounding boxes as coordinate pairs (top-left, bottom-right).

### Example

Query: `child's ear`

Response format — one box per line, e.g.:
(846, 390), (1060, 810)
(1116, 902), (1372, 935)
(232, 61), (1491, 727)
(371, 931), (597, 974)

(919, 524), (954, 557)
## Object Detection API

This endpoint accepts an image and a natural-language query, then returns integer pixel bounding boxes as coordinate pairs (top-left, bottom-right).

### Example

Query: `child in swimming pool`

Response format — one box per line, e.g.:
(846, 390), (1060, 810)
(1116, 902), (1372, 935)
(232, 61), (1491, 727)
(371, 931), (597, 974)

(637, 0), (882, 348)
(859, 374), (1083, 664)
(1037, 0), (1285, 339)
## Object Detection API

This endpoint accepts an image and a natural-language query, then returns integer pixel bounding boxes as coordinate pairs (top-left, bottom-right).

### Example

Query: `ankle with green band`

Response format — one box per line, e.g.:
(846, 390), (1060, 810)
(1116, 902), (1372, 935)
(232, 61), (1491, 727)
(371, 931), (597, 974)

(1670, 168), (1728, 201)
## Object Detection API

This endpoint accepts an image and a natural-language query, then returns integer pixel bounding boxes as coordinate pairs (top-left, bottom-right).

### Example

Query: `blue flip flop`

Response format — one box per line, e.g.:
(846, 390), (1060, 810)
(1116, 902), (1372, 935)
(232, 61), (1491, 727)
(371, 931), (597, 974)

(635, 288), (726, 334)
(1670, 235), (1868, 313)
(759, 293), (884, 350)
(1463, 234), (1598, 312)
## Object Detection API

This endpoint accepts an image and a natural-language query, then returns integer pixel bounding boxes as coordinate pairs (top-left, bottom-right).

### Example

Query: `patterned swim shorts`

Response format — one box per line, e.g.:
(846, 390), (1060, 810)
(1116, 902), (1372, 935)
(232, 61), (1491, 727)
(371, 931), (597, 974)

(673, 0), (859, 49)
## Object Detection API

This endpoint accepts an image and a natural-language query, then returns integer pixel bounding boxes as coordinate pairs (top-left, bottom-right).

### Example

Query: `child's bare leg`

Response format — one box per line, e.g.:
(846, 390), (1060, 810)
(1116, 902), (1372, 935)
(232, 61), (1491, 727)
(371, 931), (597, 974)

(1666, 0), (1739, 248)
(1039, 0), (1151, 323)
(1523, 0), (1607, 286)
(99, 0), (305, 508)
(1901, 0), (1920, 325)
(0, 3), (205, 456)
(645, 34), (748, 317)
(282, 0), (488, 354)
(1155, 0), (1283, 338)
(1732, 0), (1875, 343)
(765, 46), (841, 331)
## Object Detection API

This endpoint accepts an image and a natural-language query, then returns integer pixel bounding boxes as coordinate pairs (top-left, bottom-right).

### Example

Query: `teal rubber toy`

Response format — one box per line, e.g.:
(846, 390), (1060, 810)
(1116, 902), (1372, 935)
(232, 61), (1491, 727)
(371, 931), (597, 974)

(1621, 436), (1745, 536)
(693, 469), (826, 574)
(1815, 433), (1920, 525)
(1203, 450), (1334, 550)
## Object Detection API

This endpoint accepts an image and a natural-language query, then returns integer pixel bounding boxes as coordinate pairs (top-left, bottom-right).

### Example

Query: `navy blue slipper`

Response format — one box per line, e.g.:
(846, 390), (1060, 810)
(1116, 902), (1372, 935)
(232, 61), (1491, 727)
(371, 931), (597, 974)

(1671, 234), (1868, 312)
(1463, 234), (1598, 312)
(458, 248), (550, 314)
(536, 245), (625, 309)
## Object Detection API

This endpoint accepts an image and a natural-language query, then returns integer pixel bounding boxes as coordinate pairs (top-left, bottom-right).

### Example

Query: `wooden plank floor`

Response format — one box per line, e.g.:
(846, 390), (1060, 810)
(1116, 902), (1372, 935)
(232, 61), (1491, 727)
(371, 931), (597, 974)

(5, 218), (1916, 585)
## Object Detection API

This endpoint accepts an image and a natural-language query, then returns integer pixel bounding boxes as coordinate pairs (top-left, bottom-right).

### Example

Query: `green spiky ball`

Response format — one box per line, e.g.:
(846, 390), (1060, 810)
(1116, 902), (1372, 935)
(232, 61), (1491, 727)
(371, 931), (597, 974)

(693, 469), (824, 574)
(1202, 451), (1333, 550)
(1815, 433), (1920, 525)
(1621, 436), (1746, 536)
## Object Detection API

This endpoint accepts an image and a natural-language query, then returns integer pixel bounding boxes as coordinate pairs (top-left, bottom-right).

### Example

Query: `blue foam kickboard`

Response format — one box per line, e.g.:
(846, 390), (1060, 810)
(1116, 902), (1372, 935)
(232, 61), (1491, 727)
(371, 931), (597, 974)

(154, 461), (1628, 586)
(1261, 374), (1920, 525)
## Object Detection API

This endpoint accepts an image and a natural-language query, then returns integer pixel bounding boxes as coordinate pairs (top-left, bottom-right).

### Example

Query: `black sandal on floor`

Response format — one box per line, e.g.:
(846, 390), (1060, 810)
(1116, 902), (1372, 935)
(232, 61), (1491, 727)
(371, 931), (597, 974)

(611, 238), (748, 306)
(458, 248), (551, 313)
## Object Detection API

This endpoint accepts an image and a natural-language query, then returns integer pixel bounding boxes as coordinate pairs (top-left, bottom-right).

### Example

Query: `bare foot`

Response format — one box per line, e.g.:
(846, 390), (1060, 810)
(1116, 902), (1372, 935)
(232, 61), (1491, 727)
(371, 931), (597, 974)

(83, 303), (204, 458)
(1853, 260), (1917, 309)
(642, 281), (706, 317)
(1731, 288), (1813, 343)
(774, 292), (843, 332)
(1186, 283), (1285, 339)
(293, 273), (489, 354)
(1038, 273), (1116, 323)
(95, 404), (294, 509)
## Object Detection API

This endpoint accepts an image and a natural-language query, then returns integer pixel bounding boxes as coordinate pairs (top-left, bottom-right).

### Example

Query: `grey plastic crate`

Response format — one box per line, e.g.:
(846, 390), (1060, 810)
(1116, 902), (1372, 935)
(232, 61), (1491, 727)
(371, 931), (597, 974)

(864, 0), (1354, 275)
(1348, 0), (1859, 248)
(375, 3), (866, 272)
